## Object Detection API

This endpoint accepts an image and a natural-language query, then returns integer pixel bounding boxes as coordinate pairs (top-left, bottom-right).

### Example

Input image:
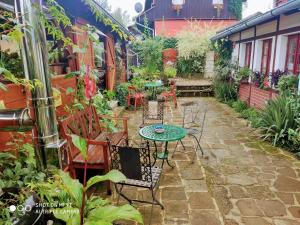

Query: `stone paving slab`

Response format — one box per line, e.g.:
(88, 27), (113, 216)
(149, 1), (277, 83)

(111, 97), (300, 225)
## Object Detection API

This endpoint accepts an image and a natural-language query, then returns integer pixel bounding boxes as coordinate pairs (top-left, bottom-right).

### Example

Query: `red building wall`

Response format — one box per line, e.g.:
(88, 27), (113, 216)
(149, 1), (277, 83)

(155, 19), (237, 37)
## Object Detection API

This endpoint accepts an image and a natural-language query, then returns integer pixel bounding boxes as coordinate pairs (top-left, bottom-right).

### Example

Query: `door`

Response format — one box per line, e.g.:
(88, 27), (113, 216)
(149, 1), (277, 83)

(285, 34), (300, 74)
(261, 39), (272, 75)
(105, 35), (116, 91)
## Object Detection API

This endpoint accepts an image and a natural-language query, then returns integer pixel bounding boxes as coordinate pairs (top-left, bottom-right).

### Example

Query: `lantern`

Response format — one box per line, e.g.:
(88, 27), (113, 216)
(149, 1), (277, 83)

(212, 0), (224, 17)
(172, 0), (185, 15)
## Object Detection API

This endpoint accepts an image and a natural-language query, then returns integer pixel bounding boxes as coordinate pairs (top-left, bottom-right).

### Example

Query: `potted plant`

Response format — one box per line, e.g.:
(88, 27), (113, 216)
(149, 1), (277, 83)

(162, 65), (177, 85)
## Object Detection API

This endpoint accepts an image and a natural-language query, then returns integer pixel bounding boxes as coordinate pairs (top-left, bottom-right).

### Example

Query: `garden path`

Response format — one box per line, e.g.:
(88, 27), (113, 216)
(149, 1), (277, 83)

(112, 97), (300, 225)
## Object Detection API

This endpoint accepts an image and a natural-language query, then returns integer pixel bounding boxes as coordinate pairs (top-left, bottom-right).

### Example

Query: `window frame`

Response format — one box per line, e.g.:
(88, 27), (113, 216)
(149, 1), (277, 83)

(260, 39), (272, 75)
(244, 42), (252, 68)
(285, 34), (300, 75)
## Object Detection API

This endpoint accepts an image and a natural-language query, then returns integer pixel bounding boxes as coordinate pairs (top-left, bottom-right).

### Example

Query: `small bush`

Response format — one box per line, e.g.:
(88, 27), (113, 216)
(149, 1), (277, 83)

(213, 80), (237, 103)
(162, 37), (178, 49)
(278, 74), (298, 96)
(116, 82), (130, 106)
(240, 108), (260, 128)
(232, 100), (247, 113)
(258, 95), (299, 150)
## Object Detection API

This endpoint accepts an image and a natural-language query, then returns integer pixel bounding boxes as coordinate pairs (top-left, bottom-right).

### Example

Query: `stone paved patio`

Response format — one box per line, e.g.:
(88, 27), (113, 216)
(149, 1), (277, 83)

(112, 97), (300, 225)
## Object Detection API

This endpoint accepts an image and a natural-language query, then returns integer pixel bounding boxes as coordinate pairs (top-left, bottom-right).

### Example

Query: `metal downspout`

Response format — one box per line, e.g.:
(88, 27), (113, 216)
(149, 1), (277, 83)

(15, 0), (60, 169)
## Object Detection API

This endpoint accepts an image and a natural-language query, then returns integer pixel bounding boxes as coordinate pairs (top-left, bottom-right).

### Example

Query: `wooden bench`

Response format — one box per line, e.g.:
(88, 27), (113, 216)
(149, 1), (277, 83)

(59, 105), (128, 193)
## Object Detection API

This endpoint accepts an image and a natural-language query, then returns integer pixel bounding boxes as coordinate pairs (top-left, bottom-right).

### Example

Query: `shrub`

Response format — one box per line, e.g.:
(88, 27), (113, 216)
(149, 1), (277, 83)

(116, 82), (130, 106)
(258, 95), (299, 150)
(240, 108), (260, 128)
(232, 100), (247, 113)
(213, 80), (237, 103)
(176, 56), (206, 76)
(164, 66), (177, 78)
(278, 74), (298, 96)
(162, 37), (178, 49)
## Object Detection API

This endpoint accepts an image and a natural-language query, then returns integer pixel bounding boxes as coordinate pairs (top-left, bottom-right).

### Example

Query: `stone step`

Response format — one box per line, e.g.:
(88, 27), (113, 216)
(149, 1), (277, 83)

(176, 85), (212, 91)
(178, 89), (214, 97)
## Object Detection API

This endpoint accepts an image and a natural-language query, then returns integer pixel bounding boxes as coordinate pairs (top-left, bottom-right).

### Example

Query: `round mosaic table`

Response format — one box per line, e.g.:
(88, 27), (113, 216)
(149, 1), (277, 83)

(139, 124), (186, 168)
(144, 81), (162, 100)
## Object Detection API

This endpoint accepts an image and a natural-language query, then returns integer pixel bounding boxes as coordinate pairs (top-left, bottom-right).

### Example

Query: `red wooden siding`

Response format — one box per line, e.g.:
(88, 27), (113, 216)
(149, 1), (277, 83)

(239, 83), (278, 110)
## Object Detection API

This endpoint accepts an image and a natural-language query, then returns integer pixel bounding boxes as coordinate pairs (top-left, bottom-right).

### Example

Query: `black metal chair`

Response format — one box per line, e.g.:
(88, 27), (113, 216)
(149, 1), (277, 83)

(172, 102), (207, 162)
(108, 140), (164, 223)
(140, 98), (164, 128)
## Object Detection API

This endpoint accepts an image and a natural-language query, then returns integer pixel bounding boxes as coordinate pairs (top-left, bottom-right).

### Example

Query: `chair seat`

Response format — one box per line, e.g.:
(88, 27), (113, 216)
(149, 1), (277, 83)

(186, 127), (201, 135)
(73, 144), (104, 164)
(121, 166), (162, 188)
(73, 132), (126, 164)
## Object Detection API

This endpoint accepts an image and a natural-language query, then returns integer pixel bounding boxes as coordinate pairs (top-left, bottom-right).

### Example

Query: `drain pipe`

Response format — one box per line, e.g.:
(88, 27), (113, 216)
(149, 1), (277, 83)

(14, 0), (62, 169)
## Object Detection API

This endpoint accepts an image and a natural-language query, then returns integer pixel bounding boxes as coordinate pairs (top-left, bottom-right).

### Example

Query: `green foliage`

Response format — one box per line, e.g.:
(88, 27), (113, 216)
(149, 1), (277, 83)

(29, 135), (143, 225)
(162, 37), (178, 49)
(0, 50), (23, 78)
(116, 82), (130, 106)
(232, 100), (247, 113)
(257, 95), (299, 150)
(83, 0), (131, 40)
(0, 141), (45, 189)
(163, 66), (177, 78)
(240, 107), (260, 128)
(176, 56), (206, 76)
(133, 38), (163, 79)
(213, 79), (237, 103)
(236, 67), (251, 82)
(212, 39), (233, 68)
(278, 74), (298, 96)
(229, 0), (243, 20)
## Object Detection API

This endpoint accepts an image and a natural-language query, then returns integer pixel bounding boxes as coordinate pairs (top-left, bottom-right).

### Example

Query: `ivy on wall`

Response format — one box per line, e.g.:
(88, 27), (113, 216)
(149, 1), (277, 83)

(228, 0), (243, 20)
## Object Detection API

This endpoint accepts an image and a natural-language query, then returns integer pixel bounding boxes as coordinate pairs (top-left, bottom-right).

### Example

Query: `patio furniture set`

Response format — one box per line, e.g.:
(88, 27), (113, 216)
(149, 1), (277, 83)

(127, 80), (178, 111)
(59, 90), (207, 223)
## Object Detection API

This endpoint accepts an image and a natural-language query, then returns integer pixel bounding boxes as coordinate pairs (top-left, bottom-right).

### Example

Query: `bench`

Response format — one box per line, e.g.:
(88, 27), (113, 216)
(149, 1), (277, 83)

(59, 105), (128, 193)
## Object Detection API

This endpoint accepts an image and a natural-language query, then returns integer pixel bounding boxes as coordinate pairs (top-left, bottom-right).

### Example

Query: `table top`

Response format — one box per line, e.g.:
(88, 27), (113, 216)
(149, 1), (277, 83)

(139, 124), (186, 142)
(144, 81), (162, 88)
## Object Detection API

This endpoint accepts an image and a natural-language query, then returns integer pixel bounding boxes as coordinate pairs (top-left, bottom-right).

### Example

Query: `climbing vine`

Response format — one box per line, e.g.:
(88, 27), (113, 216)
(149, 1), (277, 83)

(83, 0), (132, 41)
(228, 0), (243, 20)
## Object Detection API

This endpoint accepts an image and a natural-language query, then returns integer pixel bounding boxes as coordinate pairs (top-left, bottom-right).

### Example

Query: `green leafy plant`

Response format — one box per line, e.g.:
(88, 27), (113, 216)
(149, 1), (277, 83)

(0, 140), (45, 189)
(162, 37), (178, 49)
(163, 66), (177, 79)
(240, 107), (260, 128)
(213, 79), (237, 103)
(116, 82), (130, 106)
(133, 38), (163, 80)
(258, 95), (299, 150)
(278, 74), (298, 96)
(232, 100), (248, 113)
(30, 135), (143, 225)
(229, 0), (243, 20)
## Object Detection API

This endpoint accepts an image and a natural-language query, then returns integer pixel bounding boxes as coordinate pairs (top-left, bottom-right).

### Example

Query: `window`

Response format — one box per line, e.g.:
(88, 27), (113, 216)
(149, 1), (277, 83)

(244, 42), (252, 68)
(285, 34), (300, 74)
(261, 39), (272, 75)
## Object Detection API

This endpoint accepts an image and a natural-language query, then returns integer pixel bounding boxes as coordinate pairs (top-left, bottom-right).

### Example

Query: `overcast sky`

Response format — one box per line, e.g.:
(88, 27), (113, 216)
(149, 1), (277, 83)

(108, 0), (274, 20)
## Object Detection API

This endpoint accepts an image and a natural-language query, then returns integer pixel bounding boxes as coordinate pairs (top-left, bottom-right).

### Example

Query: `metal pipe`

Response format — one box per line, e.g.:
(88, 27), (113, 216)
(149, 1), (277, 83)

(0, 108), (33, 131)
(15, 0), (60, 168)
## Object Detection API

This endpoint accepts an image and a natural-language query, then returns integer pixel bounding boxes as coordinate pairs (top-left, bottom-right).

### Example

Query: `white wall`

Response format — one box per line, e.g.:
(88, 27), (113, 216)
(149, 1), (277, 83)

(232, 44), (239, 63)
(239, 43), (246, 67)
(253, 40), (263, 71)
(274, 35), (288, 71)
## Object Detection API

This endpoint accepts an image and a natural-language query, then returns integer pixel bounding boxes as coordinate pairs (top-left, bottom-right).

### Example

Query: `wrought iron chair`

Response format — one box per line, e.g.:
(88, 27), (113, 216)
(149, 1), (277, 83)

(127, 85), (144, 111)
(140, 98), (165, 128)
(172, 102), (207, 162)
(108, 140), (164, 218)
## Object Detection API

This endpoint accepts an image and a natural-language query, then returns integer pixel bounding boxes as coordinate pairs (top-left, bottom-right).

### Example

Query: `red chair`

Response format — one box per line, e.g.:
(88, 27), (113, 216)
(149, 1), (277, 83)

(161, 81), (177, 108)
(127, 86), (144, 111)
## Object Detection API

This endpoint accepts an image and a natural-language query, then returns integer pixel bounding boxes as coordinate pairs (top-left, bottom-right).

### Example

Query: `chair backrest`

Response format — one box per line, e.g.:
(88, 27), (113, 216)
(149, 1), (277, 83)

(142, 98), (164, 125)
(59, 105), (102, 159)
(109, 142), (153, 183)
